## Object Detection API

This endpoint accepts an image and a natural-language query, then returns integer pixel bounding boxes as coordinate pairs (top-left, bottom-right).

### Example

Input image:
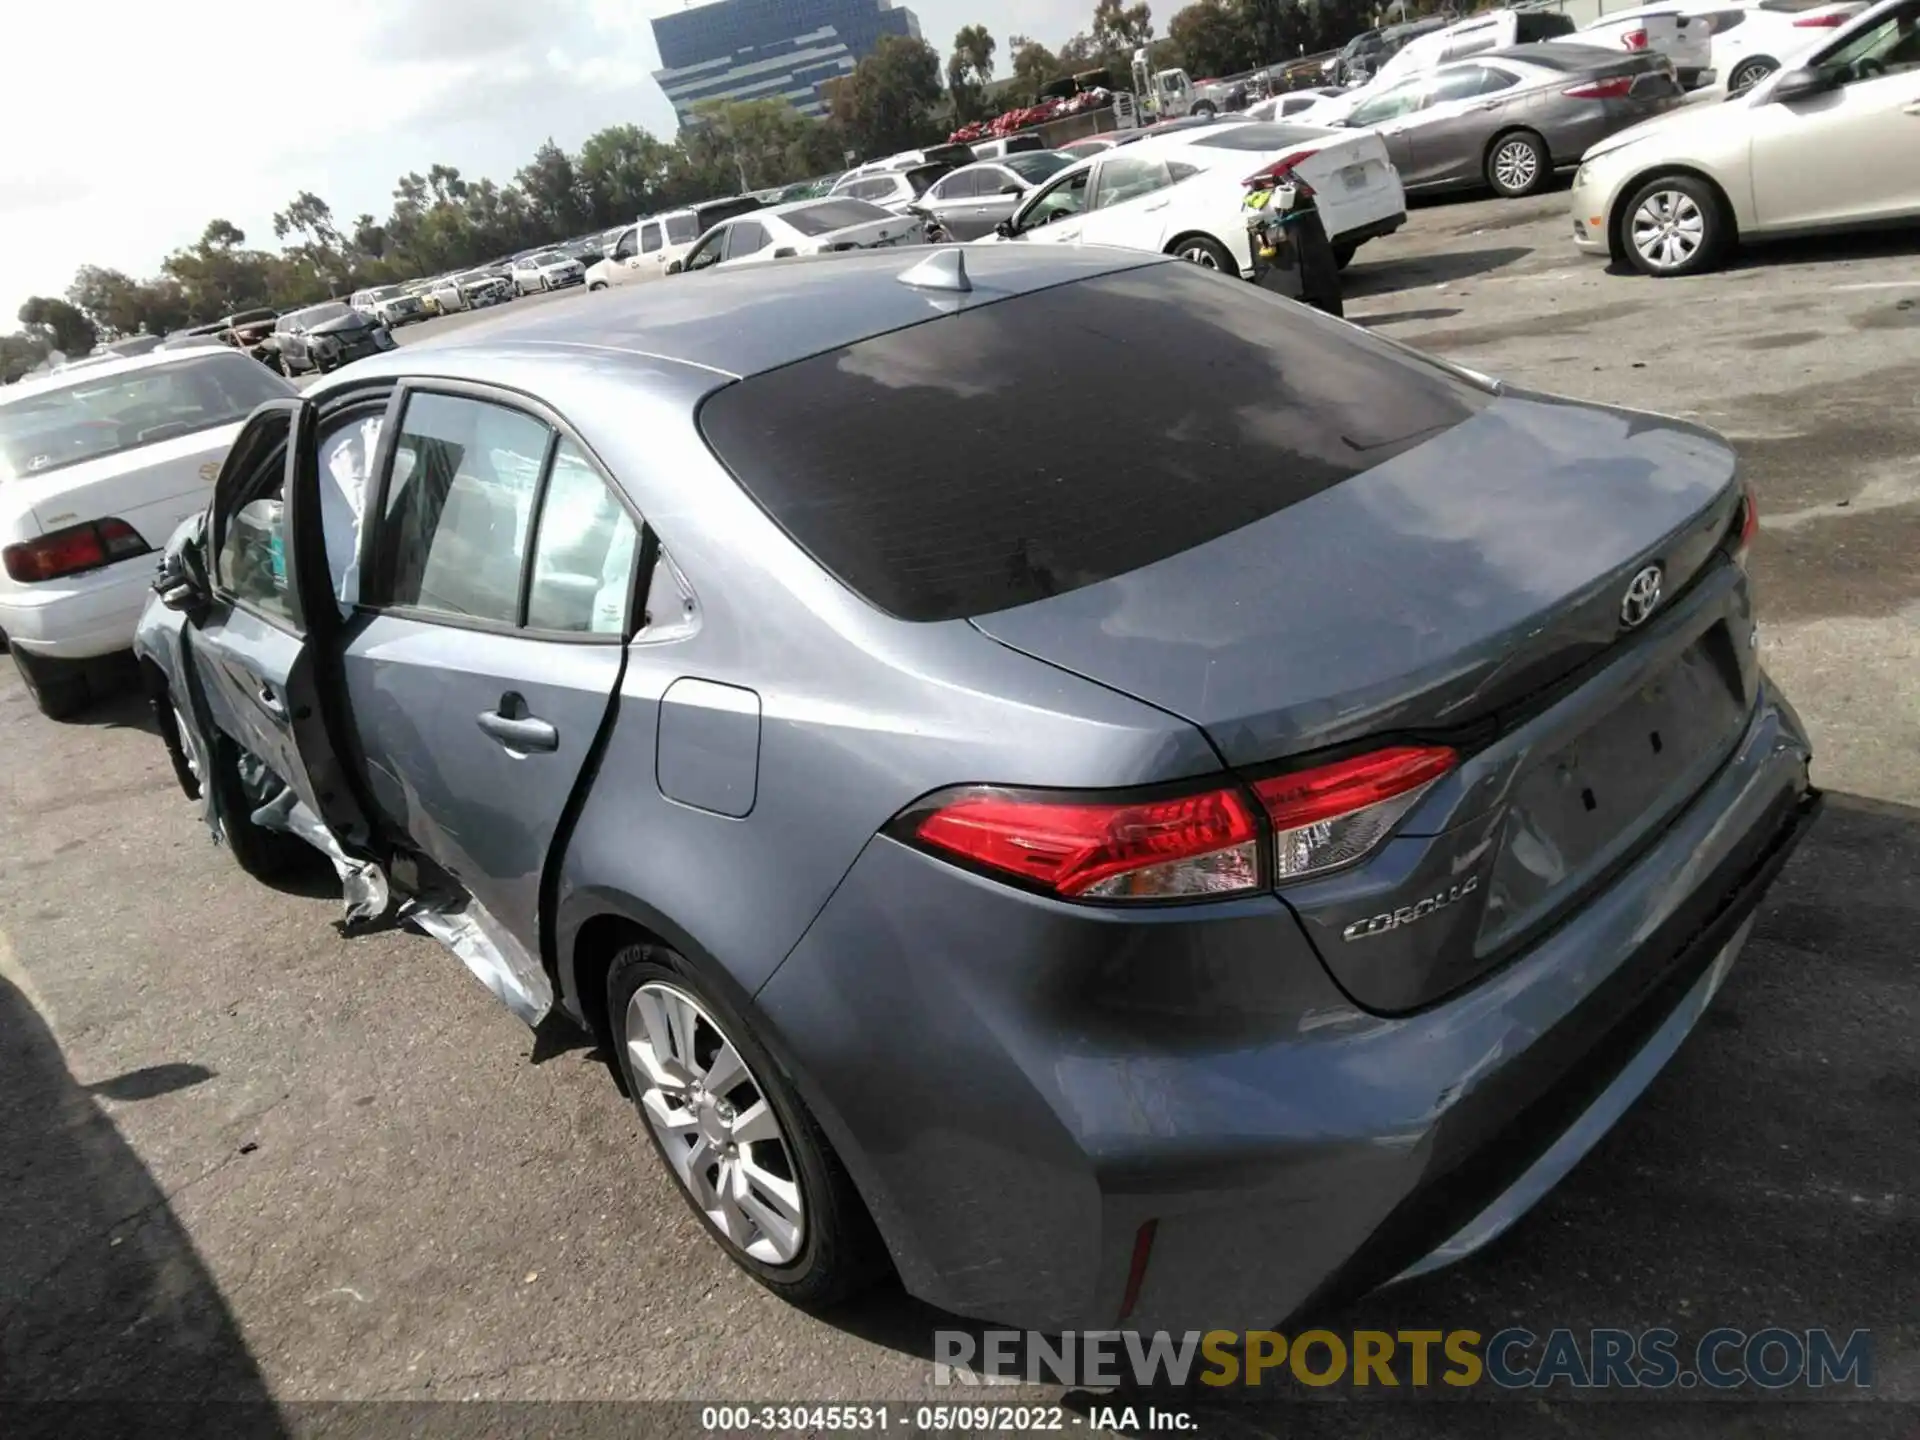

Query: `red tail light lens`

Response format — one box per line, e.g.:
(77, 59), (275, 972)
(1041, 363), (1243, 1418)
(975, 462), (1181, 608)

(1793, 12), (1845, 25)
(1243, 148), (1319, 196)
(1621, 27), (1650, 48)
(1733, 483), (1759, 567)
(901, 745), (1456, 900)
(908, 783), (1261, 900)
(1253, 745), (1457, 880)
(1564, 75), (1637, 99)
(3, 518), (149, 583)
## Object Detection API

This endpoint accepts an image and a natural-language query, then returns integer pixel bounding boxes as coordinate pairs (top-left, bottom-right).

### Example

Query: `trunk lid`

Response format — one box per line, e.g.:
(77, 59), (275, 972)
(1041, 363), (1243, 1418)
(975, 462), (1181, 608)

(2, 423), (236, 549)
(970, 392), (1741, 767)
(814, 215), (925, 252)
(971, 393), (1753, 1011)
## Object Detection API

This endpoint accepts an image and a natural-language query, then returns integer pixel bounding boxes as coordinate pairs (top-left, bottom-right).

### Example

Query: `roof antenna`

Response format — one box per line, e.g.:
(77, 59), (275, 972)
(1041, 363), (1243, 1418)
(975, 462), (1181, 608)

(897, 248), (972, 293)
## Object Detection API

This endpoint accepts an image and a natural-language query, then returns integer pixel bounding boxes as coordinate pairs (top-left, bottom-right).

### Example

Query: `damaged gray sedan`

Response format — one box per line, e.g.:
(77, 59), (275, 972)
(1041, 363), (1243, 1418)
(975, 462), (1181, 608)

(138, 246), (1817, 1333)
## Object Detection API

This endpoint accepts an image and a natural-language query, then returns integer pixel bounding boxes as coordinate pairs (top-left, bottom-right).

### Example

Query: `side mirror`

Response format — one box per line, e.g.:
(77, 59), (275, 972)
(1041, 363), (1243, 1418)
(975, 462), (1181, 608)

(1768, 65), (1830, 103)
(154, 515), (212, 619)
(999, 182), (1025, 196)
(666, 259), (685, 275)
(995, 218), (1016, 238)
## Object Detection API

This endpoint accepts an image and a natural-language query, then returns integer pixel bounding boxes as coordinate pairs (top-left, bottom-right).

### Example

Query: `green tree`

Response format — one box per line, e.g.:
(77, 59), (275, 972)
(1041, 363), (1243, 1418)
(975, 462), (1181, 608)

(1092, 0), (1156, 64)
(1009, 34), (1063, 99)
(1168, 0), (1249, 76)
(516, 140), (589, 233)
(578, 123), (679, 225)
(66, 266), (191, 338)
(18, 297), (96, 358)
(841, 34), (945, 158)
(1, 333), (50, 385)
(948, 25), (998, 121)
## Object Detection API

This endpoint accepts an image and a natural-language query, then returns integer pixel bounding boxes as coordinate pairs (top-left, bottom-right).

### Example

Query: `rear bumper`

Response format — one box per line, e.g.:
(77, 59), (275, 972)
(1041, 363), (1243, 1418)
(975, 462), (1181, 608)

(757, 680), (1815, 1332)
(0, 555), (155, 659)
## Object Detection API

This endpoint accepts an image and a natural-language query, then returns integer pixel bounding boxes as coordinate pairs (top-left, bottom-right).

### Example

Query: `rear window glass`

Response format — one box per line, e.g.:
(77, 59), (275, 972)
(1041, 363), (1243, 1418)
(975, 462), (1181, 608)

(695, 198), (763, 230)
(782, 199), (892, 235)
(1188, 123), (1338, 151)
(698, 265), (1494, 623)
(0, 354), (290, 483)
(1516, 13), (1576, 39)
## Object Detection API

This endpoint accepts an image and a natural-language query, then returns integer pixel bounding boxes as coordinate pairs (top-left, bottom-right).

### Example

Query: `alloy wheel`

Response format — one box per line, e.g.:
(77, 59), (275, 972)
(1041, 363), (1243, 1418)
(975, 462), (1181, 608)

(1177, 242), (1223, 269)
(1730, 60), (1775, 93)
(1492, 139), (1539, 194)
(625, 981), (805, 1265)
(1630, 189), (1705, 271)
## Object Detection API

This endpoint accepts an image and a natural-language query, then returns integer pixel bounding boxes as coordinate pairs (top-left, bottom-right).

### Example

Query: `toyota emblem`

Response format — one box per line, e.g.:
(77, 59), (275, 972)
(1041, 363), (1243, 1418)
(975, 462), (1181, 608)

(1620, 564), (1664, 629)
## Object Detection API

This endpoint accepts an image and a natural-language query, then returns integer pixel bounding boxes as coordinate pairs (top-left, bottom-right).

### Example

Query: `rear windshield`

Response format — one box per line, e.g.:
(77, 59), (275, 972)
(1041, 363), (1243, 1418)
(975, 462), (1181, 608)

(1516, 13), (1576, 39)
(698, 265), (1493, 622)
(905, 164), (953, 196)
(0, 354), (289, 483)
(1187, 122), (1337, 150)
(1006, 151), (1074, 181)
(783, 199), (892, 235)
(695, 197), (764, 231)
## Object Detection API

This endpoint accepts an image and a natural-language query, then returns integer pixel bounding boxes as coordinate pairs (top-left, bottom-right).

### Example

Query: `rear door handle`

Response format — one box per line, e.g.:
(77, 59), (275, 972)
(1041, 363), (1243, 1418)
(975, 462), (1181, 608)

(1143, 198), (1171, 211)
(257, 684), (286, 719)
(478, 705), (558, 753)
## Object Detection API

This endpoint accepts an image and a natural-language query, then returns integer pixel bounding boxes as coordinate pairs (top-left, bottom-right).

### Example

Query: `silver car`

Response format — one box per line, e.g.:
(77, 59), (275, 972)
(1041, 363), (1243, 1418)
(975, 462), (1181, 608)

(914, 152), (1078, 239)
(136, 246), (1814, 1334)
(1339, 43), (1686, 196)
(510, 250), (586, 294)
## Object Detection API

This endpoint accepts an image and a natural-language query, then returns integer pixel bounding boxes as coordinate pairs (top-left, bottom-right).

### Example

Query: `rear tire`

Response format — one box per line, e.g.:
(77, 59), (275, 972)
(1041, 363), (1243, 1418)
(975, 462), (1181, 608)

(11, 647), (91, 719)
(608, 942), (887, 1310)
(1486, 130), (1549, 198)
(1170, 234), (1237, 274)
(1619, 173), (1729, 277)
(1728, 57), (1777, 94)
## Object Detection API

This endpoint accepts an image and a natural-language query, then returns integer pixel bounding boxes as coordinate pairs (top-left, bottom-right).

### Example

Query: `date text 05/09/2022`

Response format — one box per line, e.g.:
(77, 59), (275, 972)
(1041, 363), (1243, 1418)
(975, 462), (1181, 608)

(700, 1404), (1196, 1432)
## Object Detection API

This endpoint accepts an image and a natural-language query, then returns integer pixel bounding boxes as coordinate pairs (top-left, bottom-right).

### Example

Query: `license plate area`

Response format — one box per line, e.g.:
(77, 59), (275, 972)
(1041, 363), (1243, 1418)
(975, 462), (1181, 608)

(1478, 632), (1749, 954)
(1339, 163), (1369, 192)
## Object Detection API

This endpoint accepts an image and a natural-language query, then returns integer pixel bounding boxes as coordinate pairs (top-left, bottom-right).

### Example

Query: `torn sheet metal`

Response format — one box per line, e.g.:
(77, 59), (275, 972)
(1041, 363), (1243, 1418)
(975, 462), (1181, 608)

(404, 899), (554, 1026)
(241, 755), (391, 927)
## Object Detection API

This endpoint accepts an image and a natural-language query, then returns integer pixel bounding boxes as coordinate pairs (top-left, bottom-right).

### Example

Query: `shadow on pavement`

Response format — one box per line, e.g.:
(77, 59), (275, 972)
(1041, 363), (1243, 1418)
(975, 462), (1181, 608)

(0, 970), (284, 1432)
(1343, 246), (1533, 298)
(826, 791), (1917, 1437)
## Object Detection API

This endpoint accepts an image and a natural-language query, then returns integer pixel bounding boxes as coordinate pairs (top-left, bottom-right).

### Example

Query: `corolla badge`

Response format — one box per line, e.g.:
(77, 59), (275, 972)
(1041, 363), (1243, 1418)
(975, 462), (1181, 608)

(1620, 564), (1664, 629)
(1342, 875), (1479, 942)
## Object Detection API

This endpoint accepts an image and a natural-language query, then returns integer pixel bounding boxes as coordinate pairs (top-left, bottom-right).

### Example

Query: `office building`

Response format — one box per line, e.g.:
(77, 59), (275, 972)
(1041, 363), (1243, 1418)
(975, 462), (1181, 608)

(652, 0), (922, 125)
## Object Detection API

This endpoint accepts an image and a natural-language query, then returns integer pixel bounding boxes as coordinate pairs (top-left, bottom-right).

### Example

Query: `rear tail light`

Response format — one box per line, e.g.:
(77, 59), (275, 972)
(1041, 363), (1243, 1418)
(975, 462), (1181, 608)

(1243, 148), (1319, 197)
(1564, 75), (1638, 99)
(905, 783), (1261, 900)
(1793, 12), (1846, 25)
(1732, 482), (1759, 567)
(1621, 27), (1650, 48)
(1253, 745), (1457, 879)
(3, 518), (149, 583)
(898, 743), (1456, 902)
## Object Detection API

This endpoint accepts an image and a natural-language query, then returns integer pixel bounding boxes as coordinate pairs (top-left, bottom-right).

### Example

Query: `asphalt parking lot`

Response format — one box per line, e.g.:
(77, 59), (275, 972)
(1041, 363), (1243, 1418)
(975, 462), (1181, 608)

(3, 193), (1916, 1436)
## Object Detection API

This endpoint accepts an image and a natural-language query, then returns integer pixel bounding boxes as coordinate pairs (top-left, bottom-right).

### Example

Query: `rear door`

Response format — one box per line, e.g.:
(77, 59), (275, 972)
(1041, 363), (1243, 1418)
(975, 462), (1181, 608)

(341, 384), (643, 947)
(197, 397), (377, 851)
(1403, 64), (1527, 188)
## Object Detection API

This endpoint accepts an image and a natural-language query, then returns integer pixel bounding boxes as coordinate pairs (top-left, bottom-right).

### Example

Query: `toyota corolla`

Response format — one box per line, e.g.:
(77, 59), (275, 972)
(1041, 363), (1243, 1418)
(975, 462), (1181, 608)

(135, 246), (1816, 1332)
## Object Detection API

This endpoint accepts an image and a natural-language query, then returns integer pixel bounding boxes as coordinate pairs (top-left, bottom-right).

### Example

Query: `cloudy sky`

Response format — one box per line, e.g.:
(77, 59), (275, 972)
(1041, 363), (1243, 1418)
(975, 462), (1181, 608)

(0, 0), (1097, 327)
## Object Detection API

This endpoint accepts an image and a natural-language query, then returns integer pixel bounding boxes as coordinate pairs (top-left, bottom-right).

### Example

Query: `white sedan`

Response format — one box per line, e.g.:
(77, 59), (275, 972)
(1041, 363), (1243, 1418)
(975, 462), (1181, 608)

(983, 121), (1406, 274)
(1570, 0), (1920, 274)
(671, 198), (930, 275)
(510, 251), (587, 294)
(0, 349), (297, 716)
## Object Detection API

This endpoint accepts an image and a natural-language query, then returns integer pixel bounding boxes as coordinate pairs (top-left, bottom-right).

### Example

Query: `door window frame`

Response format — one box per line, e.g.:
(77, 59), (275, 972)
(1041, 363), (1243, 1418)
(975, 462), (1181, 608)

(357, 378), (655, 646)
